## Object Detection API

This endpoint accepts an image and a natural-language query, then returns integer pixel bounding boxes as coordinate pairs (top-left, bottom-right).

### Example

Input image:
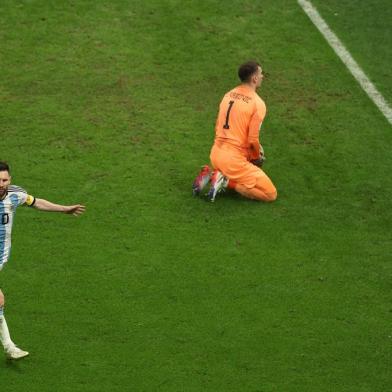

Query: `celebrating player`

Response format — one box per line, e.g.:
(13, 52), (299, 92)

(0, 162), (85, 360)
(193, 60), (277, 202)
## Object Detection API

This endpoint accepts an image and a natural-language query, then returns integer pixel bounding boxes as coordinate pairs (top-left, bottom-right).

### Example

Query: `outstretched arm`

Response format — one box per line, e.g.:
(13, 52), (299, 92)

(33, 198), (85, 216)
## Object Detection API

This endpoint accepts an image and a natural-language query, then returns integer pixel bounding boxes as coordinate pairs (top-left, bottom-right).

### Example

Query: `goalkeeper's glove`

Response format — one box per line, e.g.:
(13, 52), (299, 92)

(251, 155), (266, 167)
(250, 145), (266, 167)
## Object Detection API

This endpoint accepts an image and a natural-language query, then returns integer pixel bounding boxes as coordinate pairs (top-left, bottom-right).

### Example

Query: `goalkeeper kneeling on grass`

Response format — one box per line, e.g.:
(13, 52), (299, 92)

(192, 60), (277, 202)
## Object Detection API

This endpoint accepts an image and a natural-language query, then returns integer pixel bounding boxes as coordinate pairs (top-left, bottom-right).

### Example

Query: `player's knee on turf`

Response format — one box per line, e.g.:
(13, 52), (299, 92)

(266, 187), (277, 202)
(0, 290), (4, 307)
(256, 184), (277, 202)
(254, 174), (277, 202)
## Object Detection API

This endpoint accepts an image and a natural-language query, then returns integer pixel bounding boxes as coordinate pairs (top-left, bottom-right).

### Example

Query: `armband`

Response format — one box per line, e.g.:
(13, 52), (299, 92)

(25, 195), (36, 207)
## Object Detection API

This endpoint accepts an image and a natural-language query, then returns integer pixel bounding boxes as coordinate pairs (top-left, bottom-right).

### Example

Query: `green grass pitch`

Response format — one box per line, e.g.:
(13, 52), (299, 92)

(0, 1), (391, 391)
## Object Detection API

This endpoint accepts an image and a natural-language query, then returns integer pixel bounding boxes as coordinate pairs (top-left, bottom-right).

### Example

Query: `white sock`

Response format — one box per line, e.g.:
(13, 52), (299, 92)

(0, 310), (15, 350)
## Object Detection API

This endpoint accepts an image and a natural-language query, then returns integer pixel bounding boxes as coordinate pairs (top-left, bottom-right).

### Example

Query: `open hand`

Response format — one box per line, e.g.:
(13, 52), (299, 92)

(64, 204), (86, 216)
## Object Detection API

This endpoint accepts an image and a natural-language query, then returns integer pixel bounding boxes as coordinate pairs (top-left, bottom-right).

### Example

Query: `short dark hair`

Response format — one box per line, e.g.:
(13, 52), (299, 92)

(0, 161), (10, 173)
(238, 60), (260, 82)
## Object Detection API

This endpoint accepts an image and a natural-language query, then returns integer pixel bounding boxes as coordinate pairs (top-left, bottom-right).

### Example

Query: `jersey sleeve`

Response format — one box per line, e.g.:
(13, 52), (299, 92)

(17, 192), (36, 206)
(9, 186), (36, 207)
(247, 99), (266, 159)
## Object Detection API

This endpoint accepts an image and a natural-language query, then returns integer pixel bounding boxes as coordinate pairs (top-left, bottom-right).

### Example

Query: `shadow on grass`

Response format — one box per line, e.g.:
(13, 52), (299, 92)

(0, 357), (29, 372)
(193, 189), (273, 204)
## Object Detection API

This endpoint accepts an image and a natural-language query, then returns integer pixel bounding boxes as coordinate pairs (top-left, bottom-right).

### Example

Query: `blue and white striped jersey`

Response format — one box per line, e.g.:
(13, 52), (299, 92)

(0, 185), (35, 267)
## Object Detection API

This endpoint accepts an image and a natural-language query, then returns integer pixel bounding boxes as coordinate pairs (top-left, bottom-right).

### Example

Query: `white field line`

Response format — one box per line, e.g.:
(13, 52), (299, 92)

(298, 0), (392, 125)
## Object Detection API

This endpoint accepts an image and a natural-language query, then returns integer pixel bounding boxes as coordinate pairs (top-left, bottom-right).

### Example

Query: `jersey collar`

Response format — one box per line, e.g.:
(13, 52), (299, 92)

(0, 189), (8, 201)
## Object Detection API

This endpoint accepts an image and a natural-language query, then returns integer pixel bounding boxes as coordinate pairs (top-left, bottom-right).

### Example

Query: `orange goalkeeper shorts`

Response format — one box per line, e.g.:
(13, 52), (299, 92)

(210, 142), (273, 190)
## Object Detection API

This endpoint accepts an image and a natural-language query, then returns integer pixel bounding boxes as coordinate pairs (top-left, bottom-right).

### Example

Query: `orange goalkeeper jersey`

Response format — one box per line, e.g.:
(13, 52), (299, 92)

(214, 84), (266, 160)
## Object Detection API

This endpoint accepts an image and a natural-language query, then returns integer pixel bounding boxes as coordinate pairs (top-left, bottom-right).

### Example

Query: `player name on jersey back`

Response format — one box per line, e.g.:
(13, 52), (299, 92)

(229, 91), (252, 103)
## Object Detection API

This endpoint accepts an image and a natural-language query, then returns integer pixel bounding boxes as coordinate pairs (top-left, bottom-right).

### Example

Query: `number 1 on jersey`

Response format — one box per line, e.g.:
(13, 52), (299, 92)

(223, 100), (234, 129)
